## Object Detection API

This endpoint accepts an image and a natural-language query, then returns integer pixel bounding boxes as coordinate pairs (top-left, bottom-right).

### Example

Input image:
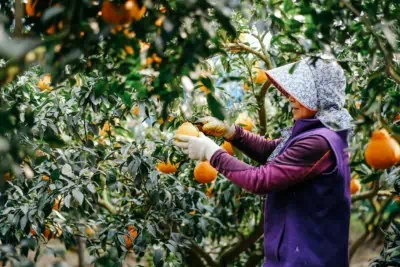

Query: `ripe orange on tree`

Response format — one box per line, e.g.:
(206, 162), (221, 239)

(100, 121), (112, 136)
(221, 141), (234, 156)
(131, 105), (140, 116)
(194, 161), (218, 184)
(255, 68), (268, 84)
(395, 114), (400, 122)
(101, 1), (131, 25)
(235, 113), (254, 131)
(85, 226), (95, 237)
(43, 225), (61, 240)
(175, 122), (200, 138)
(37, 73), (53, 92)
(3, 172), (13, 182)
(365, 129), (400, 169)
(101, 0), (146, 25)
(25, 0), (50, 17)
(155, 16), (165, 27)
(156, 161), (178, 174)
(350, 179), (361, 195)
(205, 185), (214, 198)
(243, 82), (250, 91)
(125, 0), (147, 21)
(158, 115), (174, 124)
(198, 81), (211, 94)
(124, 225), (138, 249)
(30, 227), (37, 236)
(124, 45), (134, 55)
(53, 198), (61, 211)
(26, 0), (39, 17)
(189, 210), (196, 215)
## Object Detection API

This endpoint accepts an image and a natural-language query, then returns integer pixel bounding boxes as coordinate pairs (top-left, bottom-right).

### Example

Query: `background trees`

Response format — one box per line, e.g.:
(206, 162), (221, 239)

(0, 0), (399, 266)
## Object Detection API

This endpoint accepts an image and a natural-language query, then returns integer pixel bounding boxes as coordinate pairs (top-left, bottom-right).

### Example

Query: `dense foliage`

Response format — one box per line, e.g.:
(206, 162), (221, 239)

(0, 0), (399, 266)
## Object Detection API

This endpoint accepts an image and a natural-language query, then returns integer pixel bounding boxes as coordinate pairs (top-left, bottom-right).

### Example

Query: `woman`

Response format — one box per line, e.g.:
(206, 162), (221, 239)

(174, 57), (353, 267)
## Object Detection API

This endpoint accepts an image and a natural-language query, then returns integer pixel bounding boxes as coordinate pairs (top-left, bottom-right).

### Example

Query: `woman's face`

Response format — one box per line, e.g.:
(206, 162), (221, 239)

(289, 96), (318, 120)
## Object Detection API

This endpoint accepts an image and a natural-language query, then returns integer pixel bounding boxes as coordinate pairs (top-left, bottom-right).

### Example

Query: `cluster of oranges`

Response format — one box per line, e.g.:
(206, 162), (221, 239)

(101, 0), (146, 25)
(156, 122), (219, 184)
(157, 117), (254, 183)
(351, 127), (400, 195)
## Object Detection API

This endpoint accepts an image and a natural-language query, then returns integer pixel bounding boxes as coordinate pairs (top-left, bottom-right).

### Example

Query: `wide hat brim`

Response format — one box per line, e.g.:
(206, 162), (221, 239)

(265, 60), (318, 111)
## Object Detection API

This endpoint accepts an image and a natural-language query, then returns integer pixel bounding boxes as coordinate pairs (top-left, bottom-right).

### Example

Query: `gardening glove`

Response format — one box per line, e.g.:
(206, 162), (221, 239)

(174, 132), (221, 161)
(195, 116), (236, 139)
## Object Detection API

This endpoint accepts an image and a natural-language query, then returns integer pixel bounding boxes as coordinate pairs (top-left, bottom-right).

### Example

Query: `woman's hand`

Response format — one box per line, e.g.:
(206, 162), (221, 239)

(195, 116), (235, 139)
(174, 132), (221, 161)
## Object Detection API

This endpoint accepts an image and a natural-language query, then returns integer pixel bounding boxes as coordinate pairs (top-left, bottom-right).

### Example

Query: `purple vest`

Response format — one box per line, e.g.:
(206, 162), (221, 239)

(263, 120), (351, 267)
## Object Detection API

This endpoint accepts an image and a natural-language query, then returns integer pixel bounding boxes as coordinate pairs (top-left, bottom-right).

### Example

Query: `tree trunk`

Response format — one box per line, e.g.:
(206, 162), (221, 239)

(13, 0), (24, 38)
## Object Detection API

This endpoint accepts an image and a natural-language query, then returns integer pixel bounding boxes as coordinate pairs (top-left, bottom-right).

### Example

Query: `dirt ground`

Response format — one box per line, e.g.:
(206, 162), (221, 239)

(3, 218), (383, 266)
(20, 237), (383, 267)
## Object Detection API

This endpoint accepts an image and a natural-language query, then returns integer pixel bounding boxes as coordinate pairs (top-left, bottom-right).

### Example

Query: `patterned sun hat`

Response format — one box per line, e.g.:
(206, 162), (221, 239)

(265, 57), (353, 132)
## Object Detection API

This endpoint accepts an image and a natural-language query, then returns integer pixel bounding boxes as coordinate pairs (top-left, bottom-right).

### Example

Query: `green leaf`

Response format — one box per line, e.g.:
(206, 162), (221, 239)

(41, 6), (65, 24)
(206, 94), (225, 120)
(153, 249), (164, 267)
(72, 189), (84, 205)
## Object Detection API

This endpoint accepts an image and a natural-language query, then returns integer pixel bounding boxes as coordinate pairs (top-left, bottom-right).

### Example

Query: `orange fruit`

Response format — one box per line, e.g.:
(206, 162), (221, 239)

(100, 121), (112, 136)
(194, 161), (218, 184)
(42, 175), (50, 181)
(175, 122), (200, 138)
(132, 105), (140, 116)
(152, 53), (162, 63)
(155, 16), (165, 27)
(30, 227), (37, 236)
(350, 179), (361, 194)
(188, 210), (196, 215)
(125, 0), (147, 21)
(85, 226), (95, 237)
(46, 25), (56, 35)
(124, 45), (134, 55)
(43, 227), (55, 240)
(205, 185), (214, 198)
(395, 114), (400, 122)
(124, 225), (138, 249)
(255, 69), (268, 84)
(34, 149), (47, 158)
(3, 172), (13, 181)
(127, 225), (138, 238)
(221, 141), (234, 156)
(53, 199), (60, 211)
(156, 161), (178, 174)
(139, 40), (150, 52)
(365, 129), (400, 169)
(198, 81), (211, 94)
(101, 1), (131, 25)
(25, 0), (41, 17)
(235, 113), (254, 131)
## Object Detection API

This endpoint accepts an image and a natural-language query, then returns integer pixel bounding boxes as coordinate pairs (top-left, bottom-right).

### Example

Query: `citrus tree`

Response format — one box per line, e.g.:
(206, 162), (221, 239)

(1, 0), (400, 267)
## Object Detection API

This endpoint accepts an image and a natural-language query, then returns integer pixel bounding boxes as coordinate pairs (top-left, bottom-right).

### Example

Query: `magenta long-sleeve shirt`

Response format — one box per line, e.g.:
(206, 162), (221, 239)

(210, 126), (335, 194)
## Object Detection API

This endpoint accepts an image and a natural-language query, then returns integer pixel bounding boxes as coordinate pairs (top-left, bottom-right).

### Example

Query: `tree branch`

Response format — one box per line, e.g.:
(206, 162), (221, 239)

(189, 243), (218, 267)
(351, 181), (380, 203)
(256, 81), (272, 136)
(184, 245), (208, 267)
(219, 218), (264, 266)
(13, 0), (24, 38)
(224, 43), (273, 70)
(98, 189), (117, 214)
(244, 250), (264, 267)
